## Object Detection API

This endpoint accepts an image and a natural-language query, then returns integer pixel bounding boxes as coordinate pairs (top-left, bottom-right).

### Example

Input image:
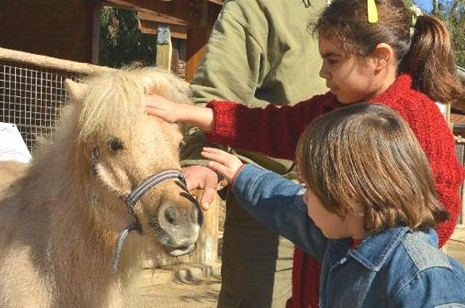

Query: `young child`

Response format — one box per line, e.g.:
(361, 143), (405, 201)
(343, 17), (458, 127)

(200, 103), (465, 307)
(145, 0), (465, 306)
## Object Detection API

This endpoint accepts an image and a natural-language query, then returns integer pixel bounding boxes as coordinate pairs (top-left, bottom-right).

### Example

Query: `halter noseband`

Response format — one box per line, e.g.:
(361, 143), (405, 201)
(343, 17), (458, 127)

(113, 169), (187, 273)
(123, 169), (187, 208)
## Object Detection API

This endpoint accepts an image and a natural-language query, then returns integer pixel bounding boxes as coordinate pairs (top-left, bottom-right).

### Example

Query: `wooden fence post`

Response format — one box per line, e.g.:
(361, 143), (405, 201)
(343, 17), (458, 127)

(156, 26), (172, 71)
(191, 190), (219, 264)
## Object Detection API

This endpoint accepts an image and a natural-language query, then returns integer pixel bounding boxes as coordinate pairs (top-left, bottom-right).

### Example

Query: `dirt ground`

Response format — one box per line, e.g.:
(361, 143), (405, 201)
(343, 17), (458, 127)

(133, 207), (465, 308)
(137, 262), (222, 308)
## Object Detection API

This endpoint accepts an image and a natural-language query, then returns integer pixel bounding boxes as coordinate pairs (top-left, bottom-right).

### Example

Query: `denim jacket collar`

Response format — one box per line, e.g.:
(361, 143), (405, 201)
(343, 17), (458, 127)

(346, 227), (409, 271)
(342, 227), (436, 272)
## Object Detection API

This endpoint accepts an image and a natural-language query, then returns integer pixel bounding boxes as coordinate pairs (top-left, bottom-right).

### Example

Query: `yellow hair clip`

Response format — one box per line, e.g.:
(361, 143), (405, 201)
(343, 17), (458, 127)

(367, 0), (379, 23)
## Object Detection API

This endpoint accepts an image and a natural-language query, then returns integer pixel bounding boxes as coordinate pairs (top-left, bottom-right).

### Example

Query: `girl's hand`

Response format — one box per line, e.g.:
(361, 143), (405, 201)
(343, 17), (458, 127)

(201, 147), (244, 183)
(145, 94), (215, 132)
(145, 94), (183, 123)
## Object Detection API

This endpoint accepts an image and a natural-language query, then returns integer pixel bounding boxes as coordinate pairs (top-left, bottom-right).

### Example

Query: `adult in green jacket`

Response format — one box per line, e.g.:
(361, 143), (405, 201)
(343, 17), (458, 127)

(180, 0), (327, 306)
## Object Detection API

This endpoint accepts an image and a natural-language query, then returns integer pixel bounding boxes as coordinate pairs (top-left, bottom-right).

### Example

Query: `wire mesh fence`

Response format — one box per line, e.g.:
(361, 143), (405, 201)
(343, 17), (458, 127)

(0, 47), (106, 152)
(0, 62), (76, 151)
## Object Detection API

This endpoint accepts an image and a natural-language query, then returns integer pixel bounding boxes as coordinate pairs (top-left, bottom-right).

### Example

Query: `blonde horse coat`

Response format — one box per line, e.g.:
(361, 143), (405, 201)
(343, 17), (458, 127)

(0, 67), (202, 308)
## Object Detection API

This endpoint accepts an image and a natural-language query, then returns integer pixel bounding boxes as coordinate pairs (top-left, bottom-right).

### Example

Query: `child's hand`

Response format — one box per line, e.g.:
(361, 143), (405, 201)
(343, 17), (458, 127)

(145, 94), (183, 123)
(145, 94), (214, 132)
(201, 147), (244, 183)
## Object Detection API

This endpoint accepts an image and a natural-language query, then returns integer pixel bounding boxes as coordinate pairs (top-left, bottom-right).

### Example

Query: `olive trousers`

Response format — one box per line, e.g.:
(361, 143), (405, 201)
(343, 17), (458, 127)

(218, 192), (293, 308)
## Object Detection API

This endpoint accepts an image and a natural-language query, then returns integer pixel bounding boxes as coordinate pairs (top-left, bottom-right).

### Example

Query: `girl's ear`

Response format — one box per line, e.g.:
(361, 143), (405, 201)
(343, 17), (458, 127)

(373, 43), (394, 71)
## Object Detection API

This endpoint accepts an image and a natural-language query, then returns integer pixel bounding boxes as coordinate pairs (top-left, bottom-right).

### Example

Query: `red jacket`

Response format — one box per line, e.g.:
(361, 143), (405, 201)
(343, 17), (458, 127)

(206, 74), (464, 308)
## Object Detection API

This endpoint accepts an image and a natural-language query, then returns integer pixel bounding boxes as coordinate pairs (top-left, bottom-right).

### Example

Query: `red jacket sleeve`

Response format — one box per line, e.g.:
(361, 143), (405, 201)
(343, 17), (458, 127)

(205, 93), (331, 160)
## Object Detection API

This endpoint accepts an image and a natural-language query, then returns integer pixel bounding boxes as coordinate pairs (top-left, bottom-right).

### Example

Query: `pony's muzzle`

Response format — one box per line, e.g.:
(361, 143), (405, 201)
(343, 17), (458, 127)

(154, 199), (203, 256)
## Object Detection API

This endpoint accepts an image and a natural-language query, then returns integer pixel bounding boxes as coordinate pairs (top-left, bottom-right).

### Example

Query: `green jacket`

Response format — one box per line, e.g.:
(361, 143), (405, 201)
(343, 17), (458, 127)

(182, 0), (328, 174)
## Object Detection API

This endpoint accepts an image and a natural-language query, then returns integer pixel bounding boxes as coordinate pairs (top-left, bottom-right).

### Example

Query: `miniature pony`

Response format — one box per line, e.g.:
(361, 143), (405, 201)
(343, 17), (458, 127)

(0, 67), (202, 307)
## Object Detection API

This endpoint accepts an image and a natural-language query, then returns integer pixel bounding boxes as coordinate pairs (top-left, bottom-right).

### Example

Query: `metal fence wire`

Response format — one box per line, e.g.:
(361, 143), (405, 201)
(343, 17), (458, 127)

(0, 62), (77, 151)
(0, 47), (105, 153)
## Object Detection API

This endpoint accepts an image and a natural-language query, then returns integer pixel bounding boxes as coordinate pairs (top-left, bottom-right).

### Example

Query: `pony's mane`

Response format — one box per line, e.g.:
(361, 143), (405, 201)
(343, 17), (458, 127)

(77, 67), (189, 141)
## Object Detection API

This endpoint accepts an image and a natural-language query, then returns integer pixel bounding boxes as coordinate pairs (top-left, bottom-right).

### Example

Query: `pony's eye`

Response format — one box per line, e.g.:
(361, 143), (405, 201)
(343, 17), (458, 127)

(108, 137), (124, 152)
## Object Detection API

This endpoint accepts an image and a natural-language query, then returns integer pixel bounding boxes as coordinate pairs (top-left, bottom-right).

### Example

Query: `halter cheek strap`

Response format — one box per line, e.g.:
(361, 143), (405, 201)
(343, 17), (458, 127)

(89, 147), (189, 273)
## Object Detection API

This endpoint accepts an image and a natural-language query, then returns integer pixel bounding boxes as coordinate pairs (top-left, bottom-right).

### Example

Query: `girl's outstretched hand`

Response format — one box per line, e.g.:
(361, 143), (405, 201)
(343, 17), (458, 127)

(201, 147), (245, 184)
(145, 94), (215, 132)
(145, 94), (183, 123)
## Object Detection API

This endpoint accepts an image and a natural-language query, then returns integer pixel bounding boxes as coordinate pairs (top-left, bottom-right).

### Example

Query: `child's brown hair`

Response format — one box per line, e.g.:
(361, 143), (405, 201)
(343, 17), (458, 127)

(296, 103), (449, 233)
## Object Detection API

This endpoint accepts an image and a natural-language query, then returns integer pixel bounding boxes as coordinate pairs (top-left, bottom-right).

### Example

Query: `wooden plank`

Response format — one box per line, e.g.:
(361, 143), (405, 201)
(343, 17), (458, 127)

(0, 47), (110, 75)
(185, 2), (221, 80)
(92, 4), (102, 64)
(156, 26), (172, 71)
(139, 19), (187, 39)
(101, 0), (209, 26)
(138, 11), (187, 26)
(185, 26), (207, 81)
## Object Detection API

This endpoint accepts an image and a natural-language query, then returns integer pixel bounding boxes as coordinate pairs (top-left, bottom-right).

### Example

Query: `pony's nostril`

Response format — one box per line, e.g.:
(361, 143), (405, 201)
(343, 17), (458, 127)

(162, 204), (180, 227)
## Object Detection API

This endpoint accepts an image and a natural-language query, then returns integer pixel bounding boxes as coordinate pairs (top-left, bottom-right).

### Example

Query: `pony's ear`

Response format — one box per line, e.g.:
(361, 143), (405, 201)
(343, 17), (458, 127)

(65, 79), (87, 103)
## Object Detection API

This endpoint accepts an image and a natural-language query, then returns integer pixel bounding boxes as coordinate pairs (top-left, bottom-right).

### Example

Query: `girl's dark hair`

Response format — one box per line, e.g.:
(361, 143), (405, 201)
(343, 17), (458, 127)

(313, 0), (464, 105)
(296, 103), (449, 233)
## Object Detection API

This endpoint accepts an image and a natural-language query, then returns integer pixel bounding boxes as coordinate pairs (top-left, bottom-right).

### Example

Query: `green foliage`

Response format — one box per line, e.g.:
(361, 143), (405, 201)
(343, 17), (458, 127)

(99, 7), (157, 68)
(446, 1), (465, 66)
(427, 0), (465, 67)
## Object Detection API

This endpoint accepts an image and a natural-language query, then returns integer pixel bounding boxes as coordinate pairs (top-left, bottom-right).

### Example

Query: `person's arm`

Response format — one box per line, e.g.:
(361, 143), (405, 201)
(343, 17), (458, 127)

(146, 93), (330, 161)
(146, 93), (332, 161)
(233, 164), (327, 260)
(202, 147), (328, 260)
(145, 94), (214, 132)
(189, 0), (327, 106)
(205, 94), (330, 160)
(188, 2), (270, 106)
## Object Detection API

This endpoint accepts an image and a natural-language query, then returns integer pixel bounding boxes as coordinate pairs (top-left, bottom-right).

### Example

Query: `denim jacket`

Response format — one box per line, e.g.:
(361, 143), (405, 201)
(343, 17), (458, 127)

(234, 165), (465, 307)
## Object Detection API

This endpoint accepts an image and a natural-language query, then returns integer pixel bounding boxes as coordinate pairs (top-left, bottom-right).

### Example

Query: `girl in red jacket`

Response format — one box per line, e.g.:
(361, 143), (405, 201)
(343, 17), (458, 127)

(146, 0), (465, 306)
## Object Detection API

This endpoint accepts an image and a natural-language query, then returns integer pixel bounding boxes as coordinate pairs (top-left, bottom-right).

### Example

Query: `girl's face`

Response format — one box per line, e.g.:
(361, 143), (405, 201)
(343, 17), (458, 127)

(303, 187), (364, 240)
(318, 37), (382, 104)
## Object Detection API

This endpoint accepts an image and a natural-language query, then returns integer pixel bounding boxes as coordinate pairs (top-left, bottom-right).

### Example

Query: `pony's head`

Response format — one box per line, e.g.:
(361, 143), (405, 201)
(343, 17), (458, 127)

(65, 67), (202, 264)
